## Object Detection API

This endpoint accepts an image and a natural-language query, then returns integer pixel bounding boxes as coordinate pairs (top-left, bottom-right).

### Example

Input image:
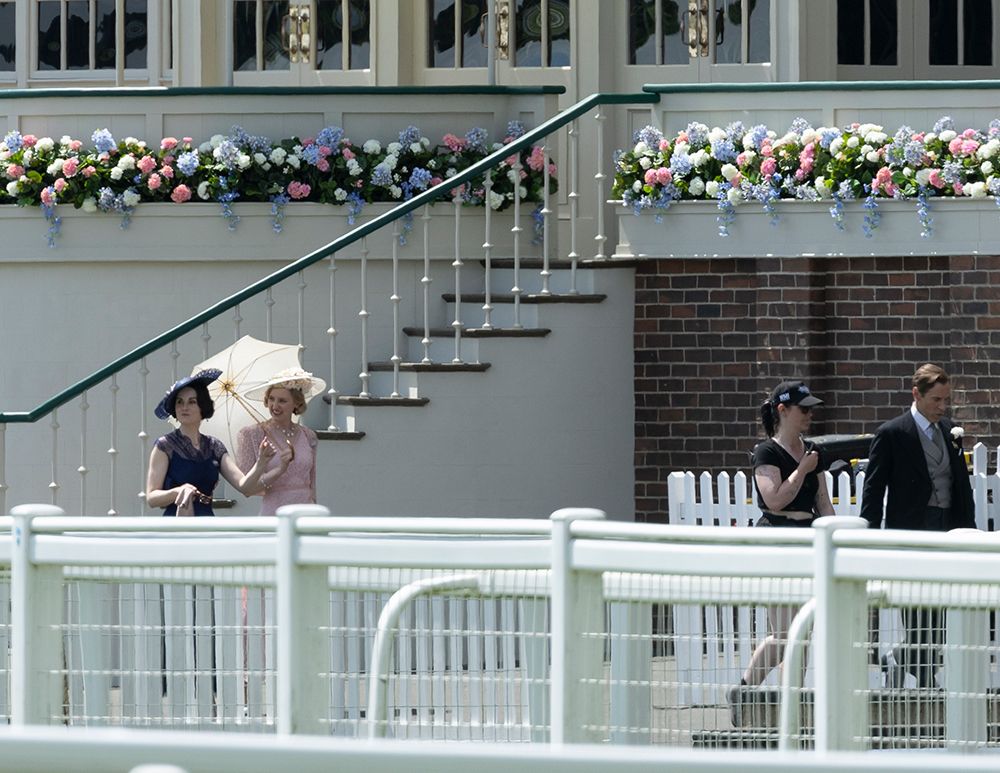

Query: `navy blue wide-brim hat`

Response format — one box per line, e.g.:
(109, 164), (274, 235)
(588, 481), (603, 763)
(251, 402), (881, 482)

(154, 368), (222, 420)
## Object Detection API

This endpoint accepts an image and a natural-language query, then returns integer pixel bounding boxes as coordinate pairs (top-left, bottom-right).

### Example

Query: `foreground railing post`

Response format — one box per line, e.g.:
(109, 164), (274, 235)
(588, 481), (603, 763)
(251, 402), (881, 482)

(11, 504), (66, 726)
(276, 504), (332, 735)
(813, 515), (868, 752)
(550, 507), (605, 744)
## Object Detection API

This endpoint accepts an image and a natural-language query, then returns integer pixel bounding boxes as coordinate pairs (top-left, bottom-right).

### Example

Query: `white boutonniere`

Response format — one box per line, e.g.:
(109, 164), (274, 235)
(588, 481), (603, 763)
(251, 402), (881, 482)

(951, 425), (965, 449)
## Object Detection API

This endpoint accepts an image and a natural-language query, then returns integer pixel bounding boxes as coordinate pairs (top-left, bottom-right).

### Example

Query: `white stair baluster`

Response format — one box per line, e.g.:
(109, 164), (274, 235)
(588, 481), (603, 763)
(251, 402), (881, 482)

(107, 375), (118, 517)
(593, 106), (607, 262)
(233, 303), (242, 341)
(48, 409), (59, 506)
(137, 360), (148, 513)
(421, 204), (433, 362)
(511, 157), (523, 329)
(482, 171), (494, 329)
(540, 144), (552, 296)
(265, 287), (275, 341)
(358, 237), (370, 398)
(452, 195), (464, 363)
(327, 251), (340, 430)
(567, 119), (579, 288)
(78, 391), (89, 514)
(390, 221), (401, 398)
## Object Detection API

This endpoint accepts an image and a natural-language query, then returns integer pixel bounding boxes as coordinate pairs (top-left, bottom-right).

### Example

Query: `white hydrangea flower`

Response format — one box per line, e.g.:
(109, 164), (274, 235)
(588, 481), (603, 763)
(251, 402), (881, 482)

(59, 135), (72, 147)
(924, 132), (938, 143)
(688, 176), (705, 196)
(742, 132), (756, 150)
(420, 137), (430, 148)
(21, 149), (33, 165)
(915, 168), (933, 186)
(81, 197), (97, 213)
(864, 131), (887, 145)
(639, 156), (652, 170)
(387, 142), (402, 154)
(978, 139), (1000, 159)
(362, 139), (381, 154)
(938, 129), (957, 143)
(829, 137), (844, 155)
(347, 159), (362, 176)
(117, 155), (136, 170)
(631, 180), (642, 192)
(409, 142), (423, 154)
(197, 181), (211, 199)
(488, 191), (505, 209)
(966, 181), (988, 198)
(0, 150), (9, 161)
(865, 151), (880, 164)
(46, 159), (64, 175)
(982, 161), (994, 175)
(691, 149), (709, 168)
(383, 153), (398, 170)
(721, 163), (739, 181)
(674, 140), (689, 155)
(857, 123), (882, 137)
(801, 129), (819, 146)
(846, 136), (860, 148)
(209, 134), (225, 148)
(237, 153), (251, 169)
(741, 150), (756, 164)
(705, 180), (720, 197)
(35, 137), (55, 153)
(726, 186), (743, 205)
(334, 187), (348, 201)
(5, 180), (18, 196)
(286, 155), (301, 169)
(123, 189), (141, 207)
(270, 148), (287, 164)
(389, 185), (402, 198)
(814, 177), (832, 198)
(253, 152), (267, 165)
(633, 141), (649, 155)
(508, 169), (519, 183)
(110, 167), (124, 181)
(707, 127), (727, 143)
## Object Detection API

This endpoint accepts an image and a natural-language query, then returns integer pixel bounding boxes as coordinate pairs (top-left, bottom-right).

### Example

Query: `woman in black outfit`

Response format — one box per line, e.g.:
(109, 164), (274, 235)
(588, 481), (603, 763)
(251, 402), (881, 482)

(730, 380), (835, 723)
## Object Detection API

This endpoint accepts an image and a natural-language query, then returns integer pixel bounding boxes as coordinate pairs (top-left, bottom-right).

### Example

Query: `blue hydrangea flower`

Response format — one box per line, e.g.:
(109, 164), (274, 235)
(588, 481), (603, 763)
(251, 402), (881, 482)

(3, 130), (23, 153)
(398, 125), (421, 146)
(229, 125), (271, 154)
(932, 116), (955, 134)
(745, 125), (769, 151)
(818, 128), (840, 149)
(789, 117), (812, 135)
(634, 125), (663, 149)
(408, 167), (433, 191)
(710, 137), (737, 163)
(301, 143), (322, 166)
(176, 151), (199, 176)
(317, 125), (345, 148)
(668, 149), (693, 177)
(507, 120), (526, 139)
(725, 121), (746, 145)
(371, 163), (394, 187)
(684, 122), (709, 147)
(465, 127), (489, 153)
(92, 129), (116, 155)
(214, 139), (241, 170)
(941, 161), (964, 185)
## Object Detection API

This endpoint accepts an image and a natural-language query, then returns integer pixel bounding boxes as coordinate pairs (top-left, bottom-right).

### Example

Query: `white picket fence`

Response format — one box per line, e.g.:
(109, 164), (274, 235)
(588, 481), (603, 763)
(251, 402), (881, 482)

(663, 441), (999, 702)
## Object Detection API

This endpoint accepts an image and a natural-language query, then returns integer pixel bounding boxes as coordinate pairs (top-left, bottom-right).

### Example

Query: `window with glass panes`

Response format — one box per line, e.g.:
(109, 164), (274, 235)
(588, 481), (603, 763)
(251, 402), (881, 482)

(35, 0), (149, 71)
(233, 0), (370, 72)
(0, 2), (14, 72)
(428, 0), (570, 67)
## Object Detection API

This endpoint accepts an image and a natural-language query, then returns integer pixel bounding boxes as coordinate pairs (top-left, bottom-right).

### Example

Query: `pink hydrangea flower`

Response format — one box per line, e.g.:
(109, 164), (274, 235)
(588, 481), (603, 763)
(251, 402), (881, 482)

(928, 169), (945, 189)
(160, 164), (174, 179)
(6, 164), (23, 179)
(82, 165), (96, 178)
(644, 168), (658, 185)
(760, 157), (777, 177)
(160, 137), (178, 150)
(22, 135), (37, 148)
(342, 148), (355, 160)
(317, 158), (330, 172)
(659, 139), (670, 151)
(137, 155), (157, 174)
(39, 186), (54, 205)
(430, 176), (443, 186)
(170, 184), (192, 203)
(655, 167), (672, 185)
(147, 173), (161, 191)
(69, 140), (82, 151)
(443, 133), (466, 152)
(62, 157), (79, 177)
(53, 178), (67, 193)
(527, 146), (546, 172)
(961, 139), (980, 155)
(182, 136), (193, 144)
(287, 181), (311, 199)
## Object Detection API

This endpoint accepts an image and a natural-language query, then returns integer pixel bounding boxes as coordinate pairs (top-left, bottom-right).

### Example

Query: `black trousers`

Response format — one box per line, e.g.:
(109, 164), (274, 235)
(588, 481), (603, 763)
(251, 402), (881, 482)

(896, 506), (948, 687)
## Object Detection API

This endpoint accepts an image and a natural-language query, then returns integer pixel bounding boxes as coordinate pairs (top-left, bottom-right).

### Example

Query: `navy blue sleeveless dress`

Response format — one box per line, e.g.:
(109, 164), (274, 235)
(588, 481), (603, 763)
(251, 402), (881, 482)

(155, 430), (227, 516)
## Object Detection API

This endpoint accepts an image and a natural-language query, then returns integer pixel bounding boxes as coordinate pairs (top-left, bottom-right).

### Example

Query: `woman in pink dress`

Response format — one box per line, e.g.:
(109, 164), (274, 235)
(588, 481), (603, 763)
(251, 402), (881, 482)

(236, 368), (325, 515)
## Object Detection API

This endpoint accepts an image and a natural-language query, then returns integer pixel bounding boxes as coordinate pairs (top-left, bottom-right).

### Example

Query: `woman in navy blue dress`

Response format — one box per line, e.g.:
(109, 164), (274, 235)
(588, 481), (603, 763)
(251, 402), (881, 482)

(145, 369), (276, 516)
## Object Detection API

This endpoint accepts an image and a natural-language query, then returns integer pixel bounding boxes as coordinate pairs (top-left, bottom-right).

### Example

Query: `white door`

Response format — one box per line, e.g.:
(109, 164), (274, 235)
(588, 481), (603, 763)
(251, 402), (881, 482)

(230, 0), (373, 86)
(620, 0), (776, 91)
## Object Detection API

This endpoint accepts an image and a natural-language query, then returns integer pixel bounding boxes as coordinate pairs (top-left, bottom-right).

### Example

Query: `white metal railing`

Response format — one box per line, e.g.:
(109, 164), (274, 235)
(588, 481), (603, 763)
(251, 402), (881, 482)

(5, 503), (1000, 757)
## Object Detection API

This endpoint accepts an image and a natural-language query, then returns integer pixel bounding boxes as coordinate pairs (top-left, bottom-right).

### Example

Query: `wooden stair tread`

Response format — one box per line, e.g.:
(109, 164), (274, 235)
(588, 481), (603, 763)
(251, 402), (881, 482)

(486, 257), (641, 269)
(442, 292), (606, 304)
(402, 326), (551, 338)
(315, 430), (366, 440)
(324, 395), (430, 406)
(368, 361), (490, 372)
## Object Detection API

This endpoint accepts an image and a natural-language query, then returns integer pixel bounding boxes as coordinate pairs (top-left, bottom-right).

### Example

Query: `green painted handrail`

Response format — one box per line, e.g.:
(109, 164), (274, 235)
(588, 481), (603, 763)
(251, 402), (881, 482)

(0, 90), (658, 424)
(0, 85), (565, 99)
(643, 78), (1000, 93)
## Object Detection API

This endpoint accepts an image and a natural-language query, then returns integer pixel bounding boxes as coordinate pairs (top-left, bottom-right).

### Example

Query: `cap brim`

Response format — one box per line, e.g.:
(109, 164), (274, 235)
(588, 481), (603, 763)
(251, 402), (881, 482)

(799, 395), (823, 407)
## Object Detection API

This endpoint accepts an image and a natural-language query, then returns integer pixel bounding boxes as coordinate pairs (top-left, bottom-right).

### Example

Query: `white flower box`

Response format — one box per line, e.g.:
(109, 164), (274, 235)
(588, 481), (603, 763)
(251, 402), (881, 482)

(613, 198), (1000, 259)
(0, 202), (541, 263)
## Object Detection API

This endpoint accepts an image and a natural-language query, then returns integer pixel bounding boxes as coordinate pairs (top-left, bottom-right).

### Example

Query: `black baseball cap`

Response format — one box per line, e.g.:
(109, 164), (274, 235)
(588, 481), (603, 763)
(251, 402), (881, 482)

(770, 380), (823, 408)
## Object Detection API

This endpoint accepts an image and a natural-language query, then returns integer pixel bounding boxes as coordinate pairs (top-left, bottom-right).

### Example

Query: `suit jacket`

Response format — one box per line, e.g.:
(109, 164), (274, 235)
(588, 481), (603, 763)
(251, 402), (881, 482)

(860, 411), (975, 531)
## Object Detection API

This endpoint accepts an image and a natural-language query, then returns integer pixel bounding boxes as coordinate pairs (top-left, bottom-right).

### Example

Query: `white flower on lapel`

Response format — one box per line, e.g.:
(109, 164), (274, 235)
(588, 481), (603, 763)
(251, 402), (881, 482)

(951, 426), (964, 440)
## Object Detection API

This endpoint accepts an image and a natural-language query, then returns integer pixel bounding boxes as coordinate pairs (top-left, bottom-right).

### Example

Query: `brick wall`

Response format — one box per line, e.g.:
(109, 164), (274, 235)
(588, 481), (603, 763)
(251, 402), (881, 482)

(634, 254), (1000, 523)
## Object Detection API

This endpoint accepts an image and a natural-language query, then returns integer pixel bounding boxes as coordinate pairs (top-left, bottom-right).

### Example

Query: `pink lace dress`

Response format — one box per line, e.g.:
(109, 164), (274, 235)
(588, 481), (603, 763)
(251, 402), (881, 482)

(236, 422), (318, 515)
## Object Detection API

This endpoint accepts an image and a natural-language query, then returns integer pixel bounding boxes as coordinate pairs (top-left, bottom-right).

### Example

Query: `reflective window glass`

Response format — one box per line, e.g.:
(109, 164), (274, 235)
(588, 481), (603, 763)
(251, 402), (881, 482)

(929, 0), (958, 65)
(37, 1), (61, 70)
(67, 1), (91, 69)
(0, 2), (15, 71)
(870, 0), (898, 66)
(837, 0), (865, 64)
(964, 0), (992, 65)
(233, 1), (257, 70)
(124, 0), (148, 69)
(96, 0), (118, 69)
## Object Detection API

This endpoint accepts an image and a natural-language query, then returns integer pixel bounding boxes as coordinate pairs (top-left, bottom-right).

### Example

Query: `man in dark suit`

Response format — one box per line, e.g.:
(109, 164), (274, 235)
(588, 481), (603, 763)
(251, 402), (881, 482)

(860, 363), (976, 687)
